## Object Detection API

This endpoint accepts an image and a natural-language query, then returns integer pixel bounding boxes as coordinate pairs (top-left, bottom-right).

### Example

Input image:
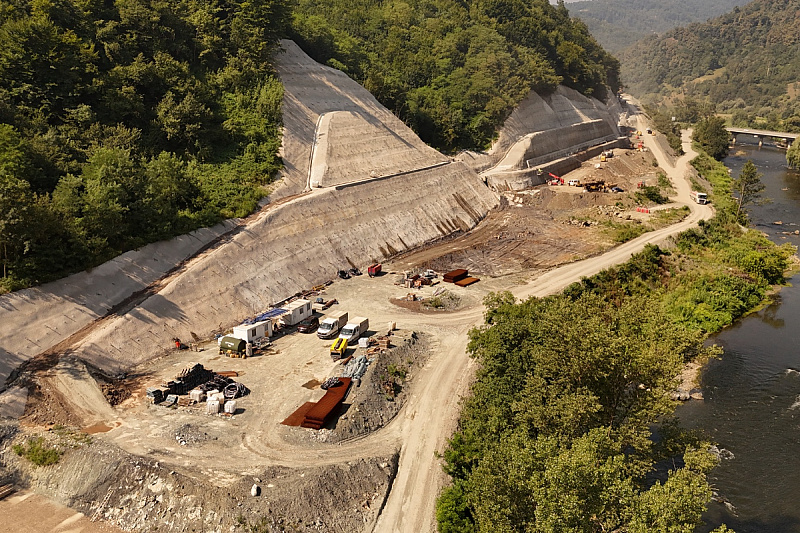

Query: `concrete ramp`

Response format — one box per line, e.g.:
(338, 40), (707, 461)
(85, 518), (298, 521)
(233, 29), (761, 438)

(309, 110), (448, 188)
(464, 86), (622, 176)
(276, 40), (445, 196)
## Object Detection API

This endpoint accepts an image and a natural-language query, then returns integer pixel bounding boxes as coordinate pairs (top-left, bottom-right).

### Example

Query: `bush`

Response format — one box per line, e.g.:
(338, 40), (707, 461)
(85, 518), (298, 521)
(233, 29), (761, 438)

(635, 186), (669, 205)
(13, 437), (61, 466)
(612, 223), (649, 243)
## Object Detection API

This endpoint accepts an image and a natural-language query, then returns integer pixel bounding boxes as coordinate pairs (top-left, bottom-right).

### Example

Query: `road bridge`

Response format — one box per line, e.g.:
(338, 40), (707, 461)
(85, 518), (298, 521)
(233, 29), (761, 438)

(727, 127), (797, 147)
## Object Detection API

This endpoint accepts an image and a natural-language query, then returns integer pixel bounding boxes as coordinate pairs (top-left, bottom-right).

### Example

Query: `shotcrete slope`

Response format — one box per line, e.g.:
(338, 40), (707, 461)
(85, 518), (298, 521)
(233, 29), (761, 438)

(276, 40), (447, 195)
(68, 45), (497, 375)
(464, 87), (624, 190)
(0, 222), (236, 387)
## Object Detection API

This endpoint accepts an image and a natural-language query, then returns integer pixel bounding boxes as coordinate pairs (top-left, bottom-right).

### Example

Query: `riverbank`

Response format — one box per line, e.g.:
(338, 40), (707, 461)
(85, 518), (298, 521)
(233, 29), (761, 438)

(436, 138), (795, 532)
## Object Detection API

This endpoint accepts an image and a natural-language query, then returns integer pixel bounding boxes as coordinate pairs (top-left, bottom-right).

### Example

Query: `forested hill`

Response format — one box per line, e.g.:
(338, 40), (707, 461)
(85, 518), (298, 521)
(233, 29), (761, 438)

(564, 0), (743, 53)
(0, 0), (619, 292)
(619, 0), (800, 132)
(290, 0), (620, 151)
(0, 0), (291, 290)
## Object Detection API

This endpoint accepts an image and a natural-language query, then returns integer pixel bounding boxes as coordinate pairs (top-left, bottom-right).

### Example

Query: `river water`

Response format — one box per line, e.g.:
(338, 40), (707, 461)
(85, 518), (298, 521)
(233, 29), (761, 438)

(677, 142), (800, 533)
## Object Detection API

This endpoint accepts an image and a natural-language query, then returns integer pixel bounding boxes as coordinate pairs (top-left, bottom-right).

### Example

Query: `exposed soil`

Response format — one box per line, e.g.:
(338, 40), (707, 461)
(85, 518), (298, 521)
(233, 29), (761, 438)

(392, 148), (663, 277)
(0, 423), (397, 533)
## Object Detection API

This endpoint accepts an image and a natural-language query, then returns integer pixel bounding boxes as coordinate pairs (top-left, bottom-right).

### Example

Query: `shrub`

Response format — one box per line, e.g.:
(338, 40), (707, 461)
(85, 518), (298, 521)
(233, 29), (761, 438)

(13, 437), (61, 466)
(613, 224), (649, 243)
(635, 186), (669, 205)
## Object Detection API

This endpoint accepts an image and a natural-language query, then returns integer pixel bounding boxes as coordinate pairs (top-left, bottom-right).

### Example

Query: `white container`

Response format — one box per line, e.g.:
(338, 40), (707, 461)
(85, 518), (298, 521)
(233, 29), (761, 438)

(358, 337), (369, 348)
(206, 400), (220, 414)
(189, 389), (205, 402)
(211, 392), (225, 403)
(224, 400), (237, 414)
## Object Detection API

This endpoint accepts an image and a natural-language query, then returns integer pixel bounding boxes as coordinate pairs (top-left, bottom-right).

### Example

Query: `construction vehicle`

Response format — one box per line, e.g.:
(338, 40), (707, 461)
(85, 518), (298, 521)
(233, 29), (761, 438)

(330, 337), (348, 360)
(339, 317), (369, 343)
(584, 180), (605, 192)
(317, 310), (348, 339)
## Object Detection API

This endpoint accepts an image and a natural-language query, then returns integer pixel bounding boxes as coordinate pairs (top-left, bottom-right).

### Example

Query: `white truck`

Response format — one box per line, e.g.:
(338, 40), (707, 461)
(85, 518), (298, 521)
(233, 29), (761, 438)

(338, 317), (369, 343)
(690, 190), (708, 205)
(317, 310), (348, 339)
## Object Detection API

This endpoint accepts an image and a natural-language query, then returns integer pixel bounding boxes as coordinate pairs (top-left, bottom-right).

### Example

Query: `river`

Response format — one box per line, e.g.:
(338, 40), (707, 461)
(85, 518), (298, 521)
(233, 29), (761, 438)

(677, 142), (800, 533)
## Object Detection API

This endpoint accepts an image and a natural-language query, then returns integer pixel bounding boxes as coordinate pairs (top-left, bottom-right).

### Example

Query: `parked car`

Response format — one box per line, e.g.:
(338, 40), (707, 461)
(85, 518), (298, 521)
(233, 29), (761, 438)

(297, 316), (319, 333)
(610, 186), (624, 193)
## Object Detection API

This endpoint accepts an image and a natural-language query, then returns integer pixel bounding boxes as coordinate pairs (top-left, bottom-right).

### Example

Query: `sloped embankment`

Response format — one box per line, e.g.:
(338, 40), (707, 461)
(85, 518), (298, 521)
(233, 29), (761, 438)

(68, 40), (498, 376)
(275, 40), (449, 196)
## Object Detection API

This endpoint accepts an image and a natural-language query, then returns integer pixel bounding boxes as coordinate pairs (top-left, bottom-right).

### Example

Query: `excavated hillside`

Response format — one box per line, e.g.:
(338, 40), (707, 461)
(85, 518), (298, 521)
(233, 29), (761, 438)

(63, 42), (497, 376)
(0, 38), (632, 533)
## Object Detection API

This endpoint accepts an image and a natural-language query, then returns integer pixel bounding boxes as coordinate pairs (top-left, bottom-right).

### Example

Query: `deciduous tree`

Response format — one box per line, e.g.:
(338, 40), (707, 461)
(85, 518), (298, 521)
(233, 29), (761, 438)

(732, 159), (765, 223)
(693, 116), (730, 160)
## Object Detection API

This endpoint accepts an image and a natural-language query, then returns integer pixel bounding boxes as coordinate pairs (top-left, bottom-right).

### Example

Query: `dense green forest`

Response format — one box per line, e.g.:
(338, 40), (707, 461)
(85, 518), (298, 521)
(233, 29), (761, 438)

(566, 0), (742, 53)
(290, 0), (620, 151)
(620, 0), (800, 132)
(436, 148), (794, 531)
(0, 0), (291, 290)
(0, 0), (621, 292)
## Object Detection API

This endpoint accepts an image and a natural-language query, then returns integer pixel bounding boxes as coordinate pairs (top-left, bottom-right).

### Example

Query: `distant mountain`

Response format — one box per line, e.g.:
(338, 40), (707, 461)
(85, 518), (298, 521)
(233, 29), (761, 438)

(619, 0), (800, 131)
(565, 0), (744, 52)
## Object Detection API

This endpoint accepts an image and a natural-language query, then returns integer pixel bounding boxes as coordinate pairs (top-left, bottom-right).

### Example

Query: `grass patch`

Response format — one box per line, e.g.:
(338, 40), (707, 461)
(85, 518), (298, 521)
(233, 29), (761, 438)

(13, 437), (61, 466)
(605, 221), (652, 243)
(635, 186), (670, 205)
(653, 206), (691, 227)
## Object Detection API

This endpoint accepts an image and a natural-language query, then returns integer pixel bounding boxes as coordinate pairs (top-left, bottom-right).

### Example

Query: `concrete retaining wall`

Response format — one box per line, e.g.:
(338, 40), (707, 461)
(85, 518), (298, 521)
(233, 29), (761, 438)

(0, 221), (237, 387)
(74, 162), (497, 374)
(487, 138), (630, 191)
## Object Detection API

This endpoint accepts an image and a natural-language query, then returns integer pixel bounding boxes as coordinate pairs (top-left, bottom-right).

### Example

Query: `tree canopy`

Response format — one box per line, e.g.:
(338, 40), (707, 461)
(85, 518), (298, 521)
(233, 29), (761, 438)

(692, 116), (730, 160)
(290, 0), (620, 152)
(0, 0), (290, 291)
(732, 160), (766, 223)
(788, 141), (800, 170)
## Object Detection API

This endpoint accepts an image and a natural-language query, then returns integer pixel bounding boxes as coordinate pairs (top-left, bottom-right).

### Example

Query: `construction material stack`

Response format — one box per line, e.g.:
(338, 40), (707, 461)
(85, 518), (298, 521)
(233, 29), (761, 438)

(301, 377), (352, 429)
(444, 268), (480, 287)
(165, 364), (214, 395)
(443, 269), (468, 283)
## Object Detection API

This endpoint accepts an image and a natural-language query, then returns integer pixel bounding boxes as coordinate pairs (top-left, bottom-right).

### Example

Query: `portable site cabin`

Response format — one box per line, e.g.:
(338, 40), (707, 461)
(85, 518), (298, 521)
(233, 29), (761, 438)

(281, 299), (312, 326)
(232, 320), (272, 342)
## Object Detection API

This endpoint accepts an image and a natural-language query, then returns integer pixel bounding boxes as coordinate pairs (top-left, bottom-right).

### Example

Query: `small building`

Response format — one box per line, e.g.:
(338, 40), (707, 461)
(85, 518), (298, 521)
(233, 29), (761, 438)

(232, 320), (272, 343)
(281, 299), (312, 326)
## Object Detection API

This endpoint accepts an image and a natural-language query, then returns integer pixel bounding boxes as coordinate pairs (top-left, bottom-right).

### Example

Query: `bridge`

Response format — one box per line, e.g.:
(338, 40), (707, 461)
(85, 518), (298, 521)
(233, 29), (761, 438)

(727, 127), (797, 147)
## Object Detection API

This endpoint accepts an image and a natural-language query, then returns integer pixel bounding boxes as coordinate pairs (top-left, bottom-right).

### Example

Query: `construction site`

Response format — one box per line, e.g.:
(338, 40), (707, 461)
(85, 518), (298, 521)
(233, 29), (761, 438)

(0, 39), (709, 533)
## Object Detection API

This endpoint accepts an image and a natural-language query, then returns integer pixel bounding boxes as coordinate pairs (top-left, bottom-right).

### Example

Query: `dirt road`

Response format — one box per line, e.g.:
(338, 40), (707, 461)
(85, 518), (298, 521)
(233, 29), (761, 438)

(371, 119), (711, 532)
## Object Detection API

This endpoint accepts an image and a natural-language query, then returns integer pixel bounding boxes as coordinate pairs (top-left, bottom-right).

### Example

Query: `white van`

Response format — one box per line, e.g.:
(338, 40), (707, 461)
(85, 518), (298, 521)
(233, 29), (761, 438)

(568, 179), (581, 187)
